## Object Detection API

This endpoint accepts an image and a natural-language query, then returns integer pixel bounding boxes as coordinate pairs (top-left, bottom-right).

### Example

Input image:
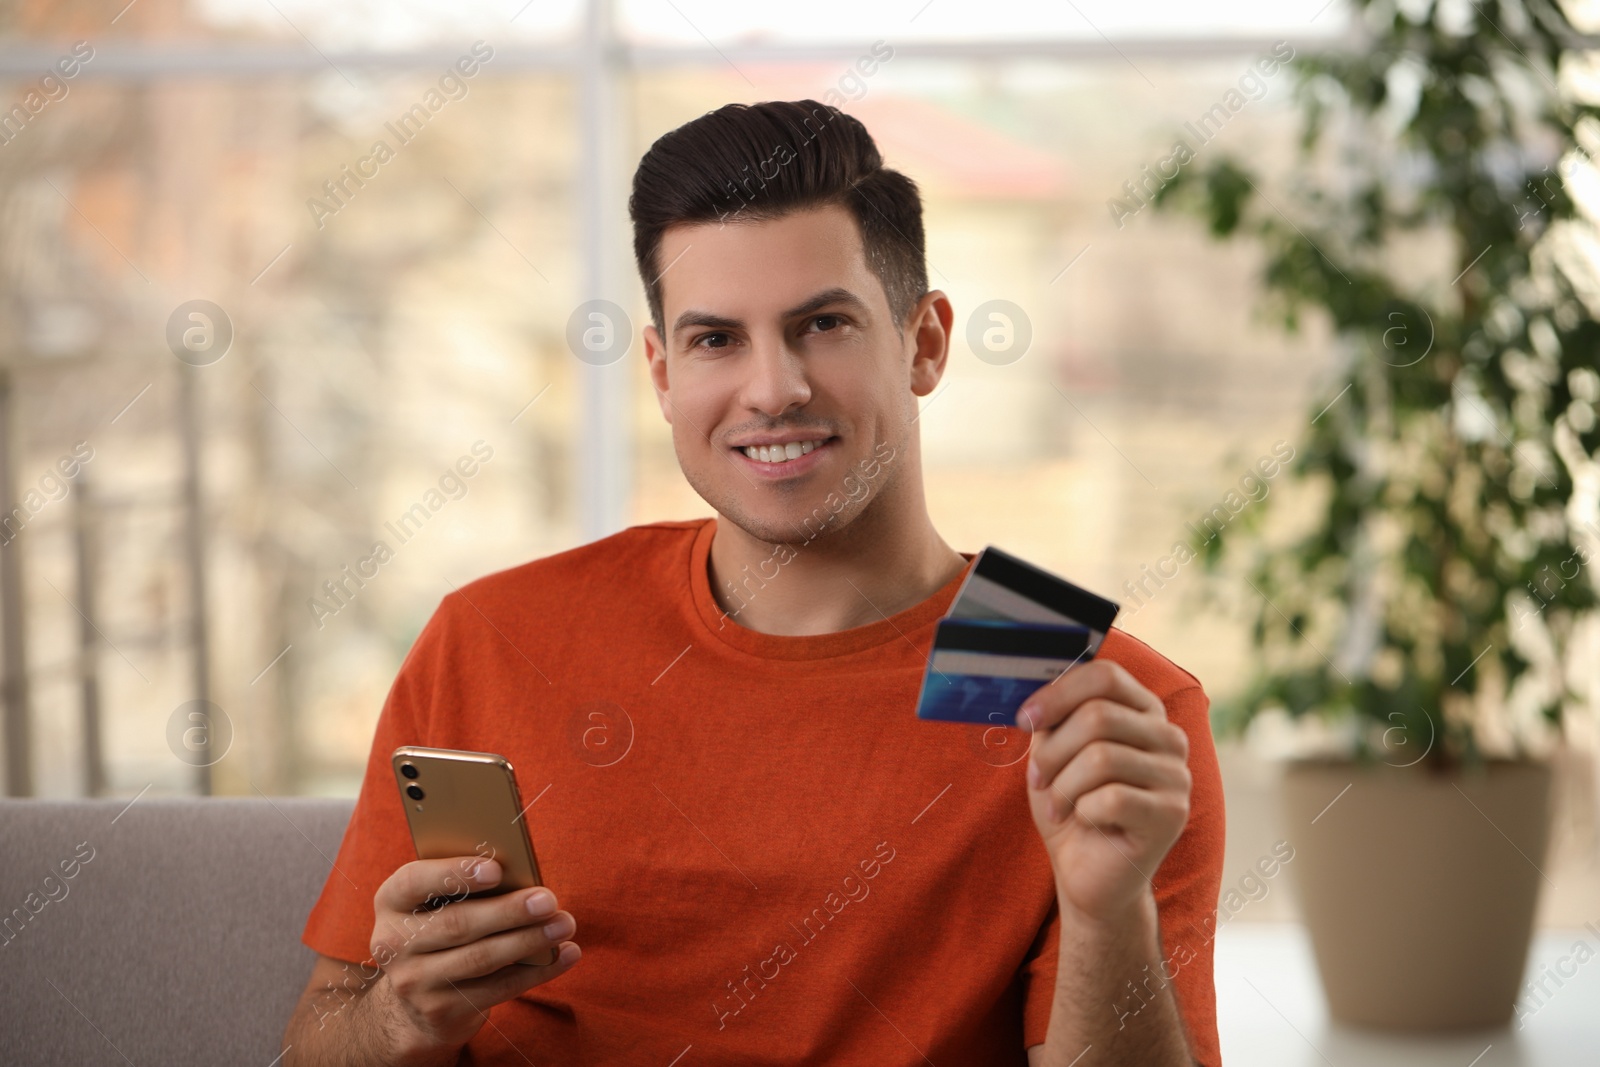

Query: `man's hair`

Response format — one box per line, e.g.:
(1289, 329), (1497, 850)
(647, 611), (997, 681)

(628, 99), (928, 338)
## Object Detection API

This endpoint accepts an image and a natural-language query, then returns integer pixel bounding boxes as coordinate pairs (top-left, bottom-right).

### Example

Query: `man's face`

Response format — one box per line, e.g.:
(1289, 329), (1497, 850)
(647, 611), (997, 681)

(642, 203), (947, 546)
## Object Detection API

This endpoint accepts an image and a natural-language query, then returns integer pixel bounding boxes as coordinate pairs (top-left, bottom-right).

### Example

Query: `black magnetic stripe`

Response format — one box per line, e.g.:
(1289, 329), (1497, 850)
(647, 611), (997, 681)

(933, 618), (1092, 657)
(974, 546), (1120, 631)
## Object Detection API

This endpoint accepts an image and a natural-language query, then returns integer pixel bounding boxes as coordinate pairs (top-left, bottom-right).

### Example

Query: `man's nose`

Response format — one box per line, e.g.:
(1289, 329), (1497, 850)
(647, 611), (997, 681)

(741, 332), (812, 415)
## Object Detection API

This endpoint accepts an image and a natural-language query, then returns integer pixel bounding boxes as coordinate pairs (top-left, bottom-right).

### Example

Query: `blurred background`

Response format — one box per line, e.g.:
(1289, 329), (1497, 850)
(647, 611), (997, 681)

(2, 0), (1597, 1062)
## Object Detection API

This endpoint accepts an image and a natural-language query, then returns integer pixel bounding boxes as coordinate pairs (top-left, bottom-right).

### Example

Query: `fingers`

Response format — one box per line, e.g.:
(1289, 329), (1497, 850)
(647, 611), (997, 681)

(424, 914), (577, 982)
(1015, 662), (1193, 853)
(440, 941), (584, 1010)
(1037, 739), (1192, 823)
(397, 886), (563, 955)
(367, 858), (581, 1051)
(1017, 659), (1164, 733)
(380, 934), (582, 1036)
(1069, 780), (1190, 847)
(1027, 698), (1189, 795)
(376, 856), (498, 915)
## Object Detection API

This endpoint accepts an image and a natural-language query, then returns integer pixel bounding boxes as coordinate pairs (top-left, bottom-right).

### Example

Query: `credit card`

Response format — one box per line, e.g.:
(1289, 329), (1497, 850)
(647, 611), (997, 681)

(946, 545), (1120, 652)
(915, 547), (1120, 725)
(914, 618), (1092, 724)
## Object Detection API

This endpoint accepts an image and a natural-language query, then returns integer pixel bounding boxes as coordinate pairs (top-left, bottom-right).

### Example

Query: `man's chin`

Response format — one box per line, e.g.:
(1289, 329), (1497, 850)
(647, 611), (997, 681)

(683, 448), (888, 547)
(712, 496), (862, 549)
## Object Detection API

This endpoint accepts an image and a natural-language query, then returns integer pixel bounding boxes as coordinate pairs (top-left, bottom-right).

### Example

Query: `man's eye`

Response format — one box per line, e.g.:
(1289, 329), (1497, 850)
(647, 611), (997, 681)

(694, 332), (731, 350)
(810, 315), (842, 332)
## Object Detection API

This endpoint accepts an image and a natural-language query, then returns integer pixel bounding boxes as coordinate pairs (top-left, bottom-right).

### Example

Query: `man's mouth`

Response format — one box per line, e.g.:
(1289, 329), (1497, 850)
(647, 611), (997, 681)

(734, 437), (835, 466)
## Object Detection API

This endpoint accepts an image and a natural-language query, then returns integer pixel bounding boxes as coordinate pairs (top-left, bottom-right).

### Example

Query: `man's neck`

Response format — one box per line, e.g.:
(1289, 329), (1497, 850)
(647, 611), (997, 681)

(707, 502), (968, 638)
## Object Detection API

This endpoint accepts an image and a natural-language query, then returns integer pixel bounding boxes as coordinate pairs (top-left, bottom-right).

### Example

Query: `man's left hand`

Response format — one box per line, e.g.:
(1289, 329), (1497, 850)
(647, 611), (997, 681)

(1016, 659), (1192, 925)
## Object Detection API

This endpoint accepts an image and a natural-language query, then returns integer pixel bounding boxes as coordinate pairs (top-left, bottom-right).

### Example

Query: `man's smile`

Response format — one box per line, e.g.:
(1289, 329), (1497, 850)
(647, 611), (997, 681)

(730, 435), (839, 477)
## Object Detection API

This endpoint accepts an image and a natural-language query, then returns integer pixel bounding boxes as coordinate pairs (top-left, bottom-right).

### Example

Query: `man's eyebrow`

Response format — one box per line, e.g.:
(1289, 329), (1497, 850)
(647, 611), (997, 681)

(671, 287), (871, 335)
(780, 287), (870, 322)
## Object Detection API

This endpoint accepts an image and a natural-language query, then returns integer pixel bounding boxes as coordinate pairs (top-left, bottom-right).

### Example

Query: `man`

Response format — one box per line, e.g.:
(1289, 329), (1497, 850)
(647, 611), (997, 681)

(282, 99), (1223, 1066)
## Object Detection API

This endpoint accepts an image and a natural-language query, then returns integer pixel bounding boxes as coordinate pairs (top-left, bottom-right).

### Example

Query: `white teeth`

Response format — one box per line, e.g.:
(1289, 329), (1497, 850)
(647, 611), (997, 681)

(742, 439), (826, 464)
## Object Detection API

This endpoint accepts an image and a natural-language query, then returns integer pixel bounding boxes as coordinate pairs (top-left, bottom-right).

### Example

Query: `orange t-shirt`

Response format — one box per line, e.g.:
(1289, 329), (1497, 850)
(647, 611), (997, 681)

(301, 517), (1225, 1066)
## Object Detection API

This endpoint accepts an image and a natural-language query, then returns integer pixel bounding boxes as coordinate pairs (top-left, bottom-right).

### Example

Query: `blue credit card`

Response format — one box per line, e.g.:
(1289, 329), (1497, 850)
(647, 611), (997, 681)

(914, 617), (1093, 724)
(915, 547), (1119, 726)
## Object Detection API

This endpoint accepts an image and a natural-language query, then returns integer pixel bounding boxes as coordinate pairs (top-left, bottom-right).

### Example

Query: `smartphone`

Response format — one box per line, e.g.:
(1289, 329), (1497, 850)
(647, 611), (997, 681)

(391, 745), (559, 967)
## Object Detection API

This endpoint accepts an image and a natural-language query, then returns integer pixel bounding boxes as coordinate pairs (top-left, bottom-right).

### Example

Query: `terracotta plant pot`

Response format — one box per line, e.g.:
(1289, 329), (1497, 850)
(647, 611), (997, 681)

(1279, 758), (1553, 1030)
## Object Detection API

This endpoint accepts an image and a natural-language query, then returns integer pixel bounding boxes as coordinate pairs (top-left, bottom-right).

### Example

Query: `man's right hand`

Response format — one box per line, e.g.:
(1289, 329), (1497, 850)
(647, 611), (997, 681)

(367, 855), (581, 1062)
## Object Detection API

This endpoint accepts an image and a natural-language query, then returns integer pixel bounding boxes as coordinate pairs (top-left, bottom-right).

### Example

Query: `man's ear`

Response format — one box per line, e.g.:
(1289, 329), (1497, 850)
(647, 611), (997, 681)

(906, 290), (953, 398)
(643, 323), (672, 424)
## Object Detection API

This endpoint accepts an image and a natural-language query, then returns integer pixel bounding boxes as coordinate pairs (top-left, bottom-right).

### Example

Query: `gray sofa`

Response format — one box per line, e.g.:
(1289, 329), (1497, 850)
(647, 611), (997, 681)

(0, 796), (355, 1066)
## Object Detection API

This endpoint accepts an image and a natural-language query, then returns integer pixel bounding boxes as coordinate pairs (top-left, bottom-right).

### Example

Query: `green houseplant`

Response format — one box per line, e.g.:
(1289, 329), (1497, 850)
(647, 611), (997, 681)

(1154, 0), (1600, 1030)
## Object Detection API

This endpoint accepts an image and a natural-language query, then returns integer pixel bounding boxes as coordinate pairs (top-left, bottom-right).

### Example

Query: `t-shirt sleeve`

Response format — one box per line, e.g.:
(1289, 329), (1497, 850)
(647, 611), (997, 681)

(1019, 684), (1225, 1066)
(300, 598), (454, 966)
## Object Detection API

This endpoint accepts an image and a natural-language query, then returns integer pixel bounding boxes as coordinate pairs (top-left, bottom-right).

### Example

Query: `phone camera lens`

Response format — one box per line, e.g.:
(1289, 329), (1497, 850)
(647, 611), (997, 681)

(406, 784), (425, 801)
(400, 763), (419, 779)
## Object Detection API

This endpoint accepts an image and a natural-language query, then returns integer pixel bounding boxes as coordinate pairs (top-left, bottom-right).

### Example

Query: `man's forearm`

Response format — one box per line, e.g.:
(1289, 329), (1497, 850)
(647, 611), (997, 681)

(1033, 888), (1193, 1067)
(285, 974), (459, 1067)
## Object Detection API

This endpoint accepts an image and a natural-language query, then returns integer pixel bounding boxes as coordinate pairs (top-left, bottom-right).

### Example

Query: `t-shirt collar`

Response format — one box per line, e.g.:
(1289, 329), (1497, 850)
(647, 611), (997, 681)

(684, 516), (975, 663)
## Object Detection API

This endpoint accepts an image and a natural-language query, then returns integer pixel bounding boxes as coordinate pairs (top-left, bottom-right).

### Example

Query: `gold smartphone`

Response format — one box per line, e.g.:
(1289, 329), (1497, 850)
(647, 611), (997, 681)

(391, 745), (558, 967)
